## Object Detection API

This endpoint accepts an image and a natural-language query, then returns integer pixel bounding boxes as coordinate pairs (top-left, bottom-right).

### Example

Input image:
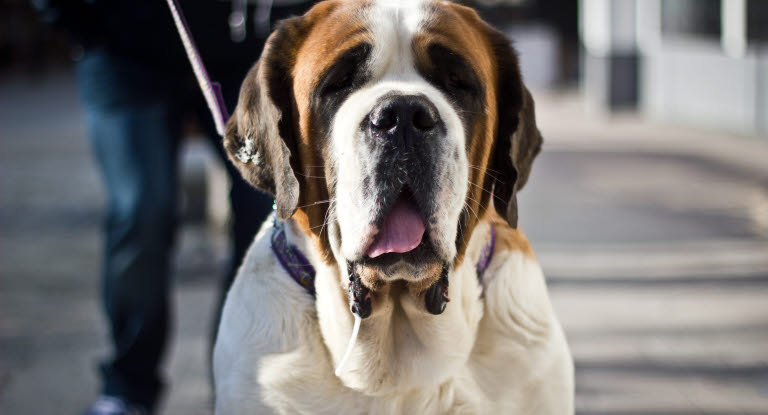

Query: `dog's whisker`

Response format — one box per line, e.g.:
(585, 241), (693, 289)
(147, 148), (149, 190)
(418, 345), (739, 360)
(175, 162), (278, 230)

(466, 170), (504, 185)
(467, 165), (506, 183)
(462, 200), (481, 222)
(463, 193), (487, 220)
(464, 193), (482, 205)
(319, 200), (336, 236)
(464, 205), (480, 222)
(295, 199), (332, 210)
(467, 164), (508, 177)
(467, 181), (507, 205)
(295, 172), (327, 179)
(312, 198), (336, 236)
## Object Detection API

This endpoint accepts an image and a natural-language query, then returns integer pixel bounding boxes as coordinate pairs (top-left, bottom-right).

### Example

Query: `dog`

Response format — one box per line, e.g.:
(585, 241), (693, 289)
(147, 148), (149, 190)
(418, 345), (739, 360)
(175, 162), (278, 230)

(213, 0), (573, 413)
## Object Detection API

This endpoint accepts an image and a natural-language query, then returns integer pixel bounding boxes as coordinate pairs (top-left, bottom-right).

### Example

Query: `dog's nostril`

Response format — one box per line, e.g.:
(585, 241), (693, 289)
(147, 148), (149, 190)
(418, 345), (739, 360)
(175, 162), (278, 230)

(412, 108), (437, 131)
(367, 95), (441, 148)
(371, 108), (397, 131)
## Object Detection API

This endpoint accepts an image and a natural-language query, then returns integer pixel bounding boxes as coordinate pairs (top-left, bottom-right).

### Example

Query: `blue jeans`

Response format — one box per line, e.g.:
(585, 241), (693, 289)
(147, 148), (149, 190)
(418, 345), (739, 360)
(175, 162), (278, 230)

(76, 48), (273, 410)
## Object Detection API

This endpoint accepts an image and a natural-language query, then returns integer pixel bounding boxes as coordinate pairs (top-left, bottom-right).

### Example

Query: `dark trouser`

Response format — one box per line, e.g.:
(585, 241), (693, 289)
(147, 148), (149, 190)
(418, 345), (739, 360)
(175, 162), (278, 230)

(76, 48), (272, 410)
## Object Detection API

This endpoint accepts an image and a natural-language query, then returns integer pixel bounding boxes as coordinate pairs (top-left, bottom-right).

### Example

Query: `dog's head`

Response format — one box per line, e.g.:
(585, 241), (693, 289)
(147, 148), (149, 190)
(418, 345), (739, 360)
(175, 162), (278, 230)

(225, 0), (541, 288)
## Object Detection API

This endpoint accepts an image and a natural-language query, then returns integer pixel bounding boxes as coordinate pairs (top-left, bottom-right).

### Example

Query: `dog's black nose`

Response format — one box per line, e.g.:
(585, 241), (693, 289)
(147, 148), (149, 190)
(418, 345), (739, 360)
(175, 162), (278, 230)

(369, 95), (440, 149)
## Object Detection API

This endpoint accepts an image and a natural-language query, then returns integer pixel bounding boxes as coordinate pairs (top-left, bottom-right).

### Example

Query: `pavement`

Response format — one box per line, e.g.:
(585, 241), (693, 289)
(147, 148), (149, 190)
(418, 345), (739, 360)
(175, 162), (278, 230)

(1, 71), (767, 415)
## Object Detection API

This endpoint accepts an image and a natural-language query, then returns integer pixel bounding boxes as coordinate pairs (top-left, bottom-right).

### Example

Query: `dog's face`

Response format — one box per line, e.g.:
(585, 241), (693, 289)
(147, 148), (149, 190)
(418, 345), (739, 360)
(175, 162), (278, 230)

(225, 0), (541, 288)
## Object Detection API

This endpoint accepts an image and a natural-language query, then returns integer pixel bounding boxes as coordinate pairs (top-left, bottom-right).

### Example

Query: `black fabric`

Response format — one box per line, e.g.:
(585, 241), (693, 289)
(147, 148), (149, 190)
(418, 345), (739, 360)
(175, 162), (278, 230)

(33, 1), (315, 68)
(76, 44), (276, 411)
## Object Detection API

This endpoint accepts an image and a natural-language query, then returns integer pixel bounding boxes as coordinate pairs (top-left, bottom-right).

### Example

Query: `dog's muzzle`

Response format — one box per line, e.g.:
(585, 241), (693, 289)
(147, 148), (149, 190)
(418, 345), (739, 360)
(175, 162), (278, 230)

(341, 94), (454, 319)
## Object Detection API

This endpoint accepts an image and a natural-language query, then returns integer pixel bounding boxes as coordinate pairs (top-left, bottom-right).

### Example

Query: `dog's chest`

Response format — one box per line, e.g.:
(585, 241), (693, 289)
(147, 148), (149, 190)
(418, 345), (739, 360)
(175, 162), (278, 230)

(254, 311), (565, 415)
(215, 221), (572, 414)
(254, 295), (531, 414)
(257, 327), (493, 415)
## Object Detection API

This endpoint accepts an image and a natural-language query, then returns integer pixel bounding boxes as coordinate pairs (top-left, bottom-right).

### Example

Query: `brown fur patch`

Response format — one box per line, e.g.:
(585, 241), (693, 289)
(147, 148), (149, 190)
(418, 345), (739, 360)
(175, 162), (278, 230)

(487, 210), (536, 260)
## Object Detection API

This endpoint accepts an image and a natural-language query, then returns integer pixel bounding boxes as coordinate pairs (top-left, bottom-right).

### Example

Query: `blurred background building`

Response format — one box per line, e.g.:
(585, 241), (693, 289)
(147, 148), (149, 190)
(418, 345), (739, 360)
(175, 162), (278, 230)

(470, 0), (768, 135)
(581, 0), (768, 135)
(4, 0), (766, 136)
(1, 1), (767, 414)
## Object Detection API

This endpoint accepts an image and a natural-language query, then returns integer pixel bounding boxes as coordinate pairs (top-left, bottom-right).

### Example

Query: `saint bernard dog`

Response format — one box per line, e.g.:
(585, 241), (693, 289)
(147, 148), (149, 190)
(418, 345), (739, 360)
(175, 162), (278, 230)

(213, 0), (574, 413)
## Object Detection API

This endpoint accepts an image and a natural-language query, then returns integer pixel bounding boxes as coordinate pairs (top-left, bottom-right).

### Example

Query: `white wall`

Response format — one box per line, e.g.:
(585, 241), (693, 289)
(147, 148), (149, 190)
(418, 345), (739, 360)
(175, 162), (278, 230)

(641, 39), (766, 134)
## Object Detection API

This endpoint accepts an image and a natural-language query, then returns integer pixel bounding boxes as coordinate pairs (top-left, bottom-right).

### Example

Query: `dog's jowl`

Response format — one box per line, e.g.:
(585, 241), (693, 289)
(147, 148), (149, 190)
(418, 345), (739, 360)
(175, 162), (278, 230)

(214, 1), (573, 413)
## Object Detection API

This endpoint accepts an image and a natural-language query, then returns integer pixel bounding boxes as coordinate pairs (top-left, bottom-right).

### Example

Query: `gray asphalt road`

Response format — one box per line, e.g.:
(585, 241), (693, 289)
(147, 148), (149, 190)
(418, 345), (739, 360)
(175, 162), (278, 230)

(1, 72), (767, 414)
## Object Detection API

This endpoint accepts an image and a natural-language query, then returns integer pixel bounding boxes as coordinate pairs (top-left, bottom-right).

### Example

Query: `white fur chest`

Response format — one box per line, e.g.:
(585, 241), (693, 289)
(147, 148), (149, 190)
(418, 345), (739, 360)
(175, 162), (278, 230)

(214, 221), (573, 415)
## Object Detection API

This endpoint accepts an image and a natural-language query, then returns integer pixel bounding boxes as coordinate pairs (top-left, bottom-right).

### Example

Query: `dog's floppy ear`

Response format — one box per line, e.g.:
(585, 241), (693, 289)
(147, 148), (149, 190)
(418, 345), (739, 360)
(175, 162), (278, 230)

(223, 18), (306, 220)
(488, 30), (543, 229)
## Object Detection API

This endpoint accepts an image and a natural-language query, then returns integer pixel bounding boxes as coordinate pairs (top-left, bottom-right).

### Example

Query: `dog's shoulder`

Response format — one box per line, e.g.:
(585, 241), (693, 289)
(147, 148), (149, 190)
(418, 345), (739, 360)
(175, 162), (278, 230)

(477, 210), (551, 336)
(216, 220), (316, 347)
(486, 210), (536, 260)
(214, 221), (320, 413)
(469, 212), (574, 414)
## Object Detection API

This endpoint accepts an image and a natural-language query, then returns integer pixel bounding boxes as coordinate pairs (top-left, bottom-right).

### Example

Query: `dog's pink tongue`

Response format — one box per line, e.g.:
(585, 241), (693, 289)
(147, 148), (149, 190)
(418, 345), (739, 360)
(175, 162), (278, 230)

(366, 198), (426, 258)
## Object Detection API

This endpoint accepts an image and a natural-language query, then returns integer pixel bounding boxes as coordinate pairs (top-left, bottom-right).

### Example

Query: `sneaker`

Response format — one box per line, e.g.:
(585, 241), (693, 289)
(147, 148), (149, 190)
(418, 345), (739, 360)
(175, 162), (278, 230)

(82, 396), (149, 415)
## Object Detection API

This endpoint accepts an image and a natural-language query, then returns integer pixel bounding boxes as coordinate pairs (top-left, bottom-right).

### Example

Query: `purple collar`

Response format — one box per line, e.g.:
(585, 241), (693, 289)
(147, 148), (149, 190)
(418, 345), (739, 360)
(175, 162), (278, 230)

(271, 220), (496, 298)
(270, 220), (316, 297)
(475, 225), (496, 282)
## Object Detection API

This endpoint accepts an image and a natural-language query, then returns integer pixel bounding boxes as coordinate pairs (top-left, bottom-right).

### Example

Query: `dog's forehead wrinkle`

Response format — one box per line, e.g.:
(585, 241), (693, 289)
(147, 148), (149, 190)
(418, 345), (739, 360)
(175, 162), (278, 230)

(366, 0), (428, 80)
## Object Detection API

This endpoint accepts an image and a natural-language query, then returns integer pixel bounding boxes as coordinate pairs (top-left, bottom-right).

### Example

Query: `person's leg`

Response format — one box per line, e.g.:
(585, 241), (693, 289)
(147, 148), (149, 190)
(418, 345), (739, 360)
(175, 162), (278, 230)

(77, 49), (181, 411)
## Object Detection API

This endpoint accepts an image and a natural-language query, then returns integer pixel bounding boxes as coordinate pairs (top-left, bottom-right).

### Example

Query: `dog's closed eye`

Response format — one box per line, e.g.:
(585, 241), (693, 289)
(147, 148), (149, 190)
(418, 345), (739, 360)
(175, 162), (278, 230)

(318, 44), (372, 98)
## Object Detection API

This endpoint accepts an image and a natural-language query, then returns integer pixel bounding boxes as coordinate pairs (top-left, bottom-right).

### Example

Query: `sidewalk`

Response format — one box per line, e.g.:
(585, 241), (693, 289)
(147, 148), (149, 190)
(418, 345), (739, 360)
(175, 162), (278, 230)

(1, 73), (767, 414)
(529, 91), (768, 414)
(0, 72), (221, 415)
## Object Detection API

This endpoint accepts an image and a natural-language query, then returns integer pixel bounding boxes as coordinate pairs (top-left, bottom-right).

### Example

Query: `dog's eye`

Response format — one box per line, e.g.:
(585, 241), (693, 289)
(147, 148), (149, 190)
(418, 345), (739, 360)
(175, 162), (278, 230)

(323, 71), (355, 96)
(447, 73), (472, 91)
(317, 44), (371, 100)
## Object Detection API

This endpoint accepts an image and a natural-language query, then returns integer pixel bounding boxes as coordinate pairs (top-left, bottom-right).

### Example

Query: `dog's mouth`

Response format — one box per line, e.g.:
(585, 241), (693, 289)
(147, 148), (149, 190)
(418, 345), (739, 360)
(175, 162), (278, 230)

(343, 188), (450, 322)
(352, 189), (443, 288)
(365, 192), (425, 259)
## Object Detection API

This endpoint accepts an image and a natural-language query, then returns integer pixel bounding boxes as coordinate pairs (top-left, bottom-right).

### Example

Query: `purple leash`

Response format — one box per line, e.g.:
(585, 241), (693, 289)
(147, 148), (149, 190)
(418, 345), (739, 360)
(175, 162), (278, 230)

(165, 0), (230, 136)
